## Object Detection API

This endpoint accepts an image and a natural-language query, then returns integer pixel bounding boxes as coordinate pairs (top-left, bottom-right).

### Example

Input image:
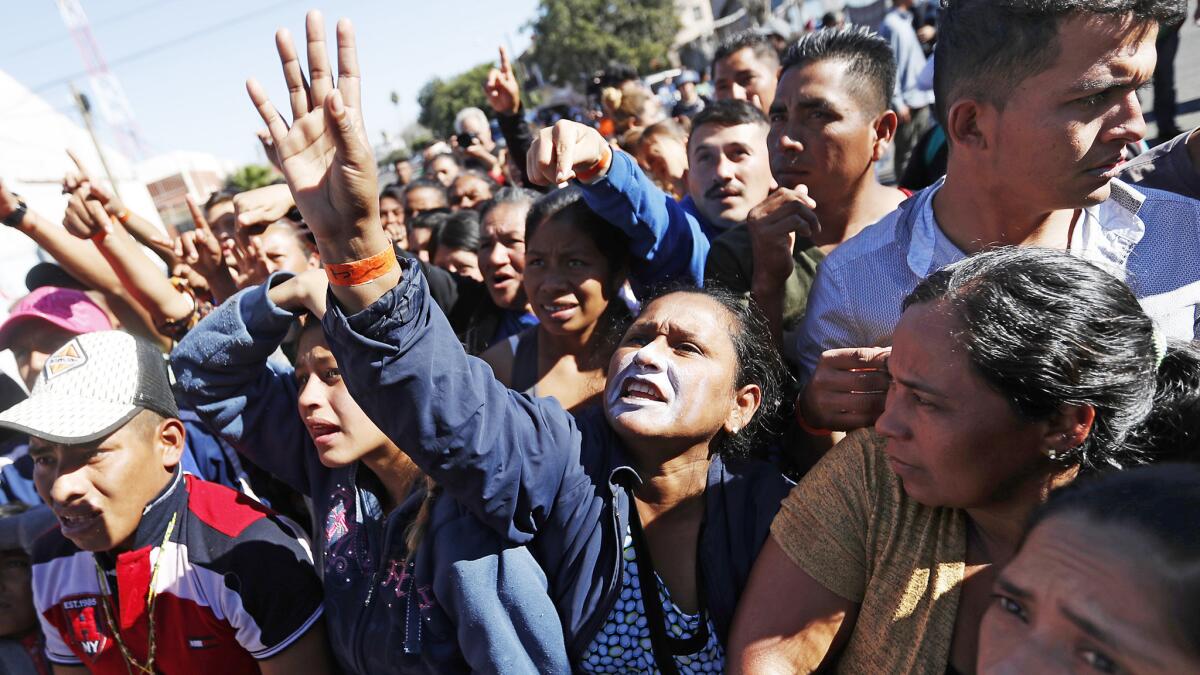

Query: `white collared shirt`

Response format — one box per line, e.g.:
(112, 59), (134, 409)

(789, 178), (1200, 380)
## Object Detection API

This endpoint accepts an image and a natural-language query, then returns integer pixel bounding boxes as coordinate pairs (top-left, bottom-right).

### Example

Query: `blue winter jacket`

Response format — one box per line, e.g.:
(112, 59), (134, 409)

(578, 149), (712, 295)
(321, 258), (792, 662)
(171, 276), (570, 674)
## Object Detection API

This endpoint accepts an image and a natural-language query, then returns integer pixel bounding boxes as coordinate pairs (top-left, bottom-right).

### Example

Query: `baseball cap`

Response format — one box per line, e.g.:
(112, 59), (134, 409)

(25, 262), (87, 292)
(0, 331), (179, 445)
(0, 287), (112, 352)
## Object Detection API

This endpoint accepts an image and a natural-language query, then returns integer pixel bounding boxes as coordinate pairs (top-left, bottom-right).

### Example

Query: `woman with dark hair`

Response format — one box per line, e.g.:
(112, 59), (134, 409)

(172, 269), (569, 673)
(430, 210), (483, 281)
(481, 187), (631, 411)
(729, 247), (1193, 674)
(248, 15), (789, 672)
(457, 187), (541, 354)
(979, 464), (1200, 673)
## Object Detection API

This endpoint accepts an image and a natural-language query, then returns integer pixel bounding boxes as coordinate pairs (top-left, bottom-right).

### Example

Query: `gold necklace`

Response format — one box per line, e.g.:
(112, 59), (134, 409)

(92, 512), (177, 675)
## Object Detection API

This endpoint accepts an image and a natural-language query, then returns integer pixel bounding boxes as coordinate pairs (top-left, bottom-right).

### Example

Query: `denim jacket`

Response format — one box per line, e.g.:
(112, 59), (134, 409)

(171, 275), (570, 674)
(321, 259), (792, 661)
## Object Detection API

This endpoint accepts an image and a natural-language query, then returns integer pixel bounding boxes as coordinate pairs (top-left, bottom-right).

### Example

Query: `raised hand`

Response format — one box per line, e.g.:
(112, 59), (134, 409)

(64, 150), (128, 216)
(256, 129), (283, 172)
(484, 46), (521, 115)
(179, 196), (226, 277)
(0, 179), (24, 225)
(234, 183), (296, 229)
(527, 120), (611, 186)
(246, 11), (383, 261)
(62, 190), (112, 241)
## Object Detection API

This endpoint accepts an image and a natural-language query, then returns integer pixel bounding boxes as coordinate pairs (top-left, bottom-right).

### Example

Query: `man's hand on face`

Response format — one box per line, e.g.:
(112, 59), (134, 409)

(798, 347), (891, 432)
(527, 120), (610, 187)
(484, 45), (521, 115)
(748, 185), (821, 291)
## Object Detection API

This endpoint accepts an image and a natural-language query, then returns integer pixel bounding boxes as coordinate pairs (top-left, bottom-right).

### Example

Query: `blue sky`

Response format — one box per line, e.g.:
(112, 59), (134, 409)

(2, 0), (539, 165)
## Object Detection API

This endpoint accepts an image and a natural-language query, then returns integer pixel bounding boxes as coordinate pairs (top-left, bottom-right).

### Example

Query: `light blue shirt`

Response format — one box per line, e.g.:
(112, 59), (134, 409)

(788, 178), (1200, 381)
(879, 8), (935, 110)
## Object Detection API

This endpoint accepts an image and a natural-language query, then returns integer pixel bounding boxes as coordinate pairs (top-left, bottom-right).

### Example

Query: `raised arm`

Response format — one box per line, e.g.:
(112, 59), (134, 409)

(62, 190), (195, 337)
(527, 120), (709, 290)
(177, 195), (240, 303)
(485, 45), (534, 188)
(248, 11), (587, 544)
(0, 179), (159, 342)
(65, 150), (179, 267)
(170, 271), (325, 493)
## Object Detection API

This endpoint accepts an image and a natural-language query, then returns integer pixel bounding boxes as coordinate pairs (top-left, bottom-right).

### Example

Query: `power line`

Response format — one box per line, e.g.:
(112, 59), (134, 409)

(26, 0), (307, 94)
(1, 0), (188, 60)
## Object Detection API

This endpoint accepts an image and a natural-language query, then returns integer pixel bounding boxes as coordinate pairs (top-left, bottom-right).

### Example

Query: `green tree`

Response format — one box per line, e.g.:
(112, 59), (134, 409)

(528, 0), (679, 86)
(417, 62), (495, 139)
(225, 164), (279, 191)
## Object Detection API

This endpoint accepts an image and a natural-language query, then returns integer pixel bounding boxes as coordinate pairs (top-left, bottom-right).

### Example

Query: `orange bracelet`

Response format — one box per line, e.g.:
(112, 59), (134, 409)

(325, 246), (398, 287)
(114, 209), (131, 225)
(574, 145), (613, 183)
(794, 403), (832, 436)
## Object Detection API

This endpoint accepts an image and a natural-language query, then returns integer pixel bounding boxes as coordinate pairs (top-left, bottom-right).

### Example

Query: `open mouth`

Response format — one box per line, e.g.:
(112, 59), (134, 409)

(620, 378), (667, 403)
(540, 301), (579, 320)
(490, 271), (516, 286)
(305, 419), (343, 445)
(56, 509), (101, 536)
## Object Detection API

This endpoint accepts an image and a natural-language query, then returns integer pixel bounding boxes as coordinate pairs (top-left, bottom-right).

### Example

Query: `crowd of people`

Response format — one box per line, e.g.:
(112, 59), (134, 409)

(1, 0), (1200, 673)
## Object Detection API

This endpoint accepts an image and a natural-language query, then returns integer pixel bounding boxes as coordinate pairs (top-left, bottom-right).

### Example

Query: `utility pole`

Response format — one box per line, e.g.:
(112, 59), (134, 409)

(69, 82), (122, 200)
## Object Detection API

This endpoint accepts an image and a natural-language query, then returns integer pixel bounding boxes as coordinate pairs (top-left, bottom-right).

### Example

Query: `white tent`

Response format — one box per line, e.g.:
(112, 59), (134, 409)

(0, 69), (168, 388)
(0, 68), (165, 308)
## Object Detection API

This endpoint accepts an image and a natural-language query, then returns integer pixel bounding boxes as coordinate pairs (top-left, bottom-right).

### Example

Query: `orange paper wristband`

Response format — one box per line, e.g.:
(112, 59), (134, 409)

(325, 246), (398, 287)
(574, 145), (613, 183)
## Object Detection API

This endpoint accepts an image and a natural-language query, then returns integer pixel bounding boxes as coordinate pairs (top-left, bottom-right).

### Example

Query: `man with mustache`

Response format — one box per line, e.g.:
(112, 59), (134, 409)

(529, 100), (775, 294)
(705, 27), (910, 343)
(792, 0), (1200, 435)
(4, 331), (332, 673)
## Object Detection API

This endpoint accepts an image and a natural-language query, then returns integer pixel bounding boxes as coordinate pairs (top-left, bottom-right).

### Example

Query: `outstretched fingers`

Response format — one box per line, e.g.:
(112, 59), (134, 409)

(246, 78), (289, 147)
(305, 10), (334, 109)
(335, 18), (361, 112)
(276, 29), (310, 121)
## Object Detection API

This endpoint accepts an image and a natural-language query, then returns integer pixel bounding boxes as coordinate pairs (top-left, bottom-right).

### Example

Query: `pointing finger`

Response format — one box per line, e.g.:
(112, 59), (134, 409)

(499, 45), (512, 75)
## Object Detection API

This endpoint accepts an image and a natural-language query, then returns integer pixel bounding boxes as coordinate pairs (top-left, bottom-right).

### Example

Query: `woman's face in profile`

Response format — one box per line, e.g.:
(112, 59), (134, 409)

(873, 301), (1055, 509)
(978, 513), (1200, 675)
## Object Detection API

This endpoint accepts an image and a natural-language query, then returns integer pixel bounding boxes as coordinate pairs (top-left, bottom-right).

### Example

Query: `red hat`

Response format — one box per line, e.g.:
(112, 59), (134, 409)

(0, 287), (113, 352)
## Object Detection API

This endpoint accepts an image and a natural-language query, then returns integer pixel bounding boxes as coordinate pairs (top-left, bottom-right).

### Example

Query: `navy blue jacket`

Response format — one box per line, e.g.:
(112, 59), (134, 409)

(578, 149), (712, 295)
(322, 259), (792, 661)
(171, 276), (570, 674)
